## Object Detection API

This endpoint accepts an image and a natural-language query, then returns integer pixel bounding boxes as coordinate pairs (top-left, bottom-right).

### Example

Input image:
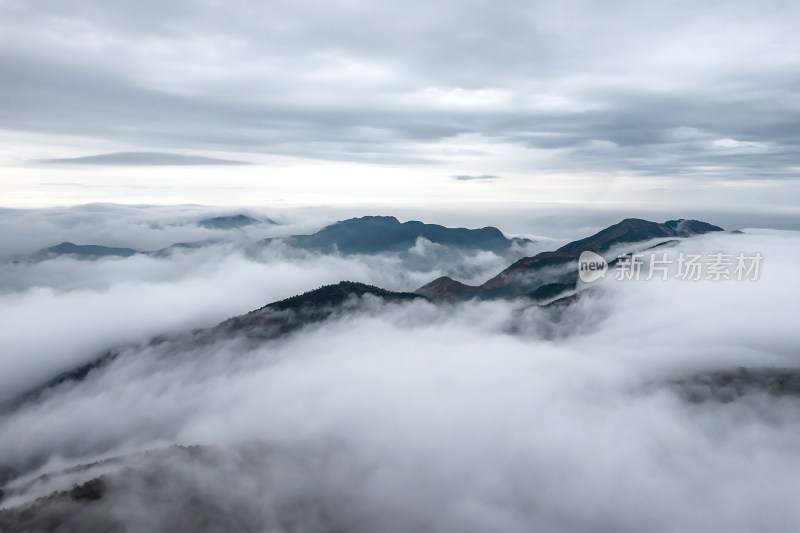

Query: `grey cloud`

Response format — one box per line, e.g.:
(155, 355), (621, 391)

(0, 1), (798, 178)
(39, 152), (250, 166)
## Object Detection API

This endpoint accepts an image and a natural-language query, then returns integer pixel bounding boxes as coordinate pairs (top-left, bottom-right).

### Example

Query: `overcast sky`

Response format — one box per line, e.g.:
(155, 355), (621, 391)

(1, 0), (798, 214)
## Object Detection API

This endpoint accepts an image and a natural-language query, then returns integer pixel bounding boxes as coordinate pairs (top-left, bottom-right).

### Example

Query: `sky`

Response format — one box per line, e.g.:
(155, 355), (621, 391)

(1, 0), (799, 217)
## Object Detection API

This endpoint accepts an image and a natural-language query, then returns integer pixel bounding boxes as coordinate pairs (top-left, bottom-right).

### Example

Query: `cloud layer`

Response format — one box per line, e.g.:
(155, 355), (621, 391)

(0, 205), (547, 401)
(1, 207), (799, 531)
(1, 0), (798, 189)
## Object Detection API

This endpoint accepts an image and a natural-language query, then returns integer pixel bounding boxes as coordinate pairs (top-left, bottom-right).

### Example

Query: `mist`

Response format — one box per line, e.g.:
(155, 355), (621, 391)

(0, 205), (545, 403)
(1, 207), (799, 532)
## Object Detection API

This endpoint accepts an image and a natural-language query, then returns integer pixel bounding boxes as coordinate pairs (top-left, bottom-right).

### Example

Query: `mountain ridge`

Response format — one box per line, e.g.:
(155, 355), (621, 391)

(0, 282), (427, 421)
(417, 218), (724, 300)
(3, 217), (725, 420)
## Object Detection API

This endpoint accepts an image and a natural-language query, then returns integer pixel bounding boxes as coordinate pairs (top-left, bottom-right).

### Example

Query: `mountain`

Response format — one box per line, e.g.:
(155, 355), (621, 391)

(29, 242), (139, 260)
(197, 214), (275, 229)
(216, 281), (424, 339)
(1, 282), (426, 421)
(553, 218), (723, 255)
(22, 239), (226, 262)
(262, 215), (531, 254)
(414, 275), (481, 301)
(21, 241), (200, 263)
(19, 216), (276, 261)
(417, 218), (724, 301)
(253, 280), (422, 312)
(6, 218), (725, 414)
(0, 281), (426, 485)
(18, 215), (526, 264)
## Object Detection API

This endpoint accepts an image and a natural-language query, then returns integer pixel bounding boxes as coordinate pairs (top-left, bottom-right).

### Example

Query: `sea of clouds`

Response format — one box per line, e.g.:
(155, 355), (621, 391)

(0, 205), (798, 532)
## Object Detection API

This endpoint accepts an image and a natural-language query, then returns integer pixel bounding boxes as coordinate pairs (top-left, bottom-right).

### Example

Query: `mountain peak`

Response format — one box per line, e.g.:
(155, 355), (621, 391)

(264, 281), (423, 312)
(197, 214), (274, 229)
(217, 281), (426, 337)
(555, 218), (723, 255)
(415, 276), (480, 300)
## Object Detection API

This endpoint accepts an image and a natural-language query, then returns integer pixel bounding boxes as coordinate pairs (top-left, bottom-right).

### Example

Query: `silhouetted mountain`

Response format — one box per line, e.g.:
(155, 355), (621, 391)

(262, 280), (422, 311)
(5, 218), (725, 428)
(197, 214), (275, 229)
(555, 218), (723, 255)
(1, 282), (426, 421)
(217, 281), (425, 339)
(30, 242), (139, 260)
(483, 218), (722, 292)
(262, 216), (531, 254)
(417, 218), (724, 301)
(669, 367), (800, 403)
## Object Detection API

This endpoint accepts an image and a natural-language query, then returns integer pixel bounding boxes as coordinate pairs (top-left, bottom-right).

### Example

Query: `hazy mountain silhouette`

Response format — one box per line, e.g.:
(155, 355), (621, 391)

(0, 282), (426, 423)
(197, 214), (276, 229)
(262, 215), (531, 254)
(29, 242), (139, 261)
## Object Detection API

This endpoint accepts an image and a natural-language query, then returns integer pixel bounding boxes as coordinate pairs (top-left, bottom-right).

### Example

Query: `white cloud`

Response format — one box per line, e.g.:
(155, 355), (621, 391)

(1, 213), (799, 530)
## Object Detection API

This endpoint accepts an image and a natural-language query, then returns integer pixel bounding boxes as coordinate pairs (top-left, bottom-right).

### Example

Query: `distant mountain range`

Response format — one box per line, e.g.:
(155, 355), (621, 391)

(261, 215), (532, 254)
(28, 242), (140, 261)
(14, 214), (276, 262)
(13, 216), (724, 304)
(16, 215), (529, 262)
(2, 217), (725, 423)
